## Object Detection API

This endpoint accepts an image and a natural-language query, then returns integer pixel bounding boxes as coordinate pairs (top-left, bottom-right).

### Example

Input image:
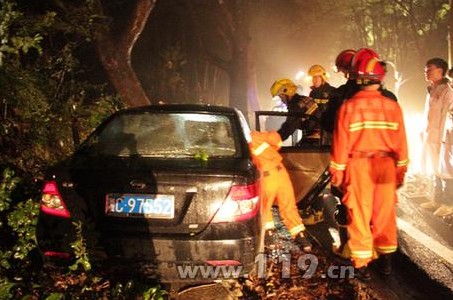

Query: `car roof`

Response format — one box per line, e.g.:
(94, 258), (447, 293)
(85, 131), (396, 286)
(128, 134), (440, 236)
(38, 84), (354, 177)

(117, 104), (239, 115)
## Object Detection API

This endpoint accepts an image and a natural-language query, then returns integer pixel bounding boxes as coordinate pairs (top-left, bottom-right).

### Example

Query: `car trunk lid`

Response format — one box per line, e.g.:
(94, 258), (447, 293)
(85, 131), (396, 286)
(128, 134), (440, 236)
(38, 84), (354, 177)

(68, 158), (257, 236)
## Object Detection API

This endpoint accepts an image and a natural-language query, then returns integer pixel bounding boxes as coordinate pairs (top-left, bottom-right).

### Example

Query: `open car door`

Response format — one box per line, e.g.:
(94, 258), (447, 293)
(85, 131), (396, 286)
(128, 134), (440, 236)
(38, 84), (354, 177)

(255, 111), (331, 209)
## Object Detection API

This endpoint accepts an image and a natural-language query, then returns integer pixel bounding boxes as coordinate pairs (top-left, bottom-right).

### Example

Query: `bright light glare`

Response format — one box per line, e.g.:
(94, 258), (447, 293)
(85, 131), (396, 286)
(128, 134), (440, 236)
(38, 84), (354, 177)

(404, 111), (422, 175)
(295, 71), (305, 81)
(212, 200), (238, 222)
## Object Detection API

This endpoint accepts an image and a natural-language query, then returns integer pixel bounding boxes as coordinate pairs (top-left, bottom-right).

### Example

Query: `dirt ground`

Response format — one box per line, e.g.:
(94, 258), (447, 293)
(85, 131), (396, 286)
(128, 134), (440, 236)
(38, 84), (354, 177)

(176, 213), (388, 300)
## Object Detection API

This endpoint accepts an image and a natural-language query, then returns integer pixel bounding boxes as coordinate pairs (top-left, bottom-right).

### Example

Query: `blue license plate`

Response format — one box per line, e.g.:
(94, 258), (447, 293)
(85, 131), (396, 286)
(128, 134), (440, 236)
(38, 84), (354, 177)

(105, 194), (175, 219)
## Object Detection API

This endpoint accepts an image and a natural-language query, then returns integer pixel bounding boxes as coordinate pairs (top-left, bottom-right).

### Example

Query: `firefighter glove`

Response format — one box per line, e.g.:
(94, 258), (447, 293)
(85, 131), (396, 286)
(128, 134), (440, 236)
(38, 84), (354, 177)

(331, 170), (345, 189)
(396, 166), (407, 188)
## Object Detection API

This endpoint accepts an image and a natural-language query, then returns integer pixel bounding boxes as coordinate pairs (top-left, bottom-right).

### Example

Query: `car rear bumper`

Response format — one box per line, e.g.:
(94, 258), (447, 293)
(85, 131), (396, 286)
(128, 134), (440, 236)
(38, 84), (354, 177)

(37, 215), (263, 282)
(103, 235), (262, 281)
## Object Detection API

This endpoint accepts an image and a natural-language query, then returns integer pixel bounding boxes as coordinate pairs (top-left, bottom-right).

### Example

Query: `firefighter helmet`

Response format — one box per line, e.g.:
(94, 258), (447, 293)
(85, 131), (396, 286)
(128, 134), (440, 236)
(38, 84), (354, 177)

(350, 48), (384, 83)
(270, 78), (297, 97)
(353, 54), (386, 84)
(350, 48), (380, 74)
(308, 64), (328, 81)
(335, 49), (356, 73)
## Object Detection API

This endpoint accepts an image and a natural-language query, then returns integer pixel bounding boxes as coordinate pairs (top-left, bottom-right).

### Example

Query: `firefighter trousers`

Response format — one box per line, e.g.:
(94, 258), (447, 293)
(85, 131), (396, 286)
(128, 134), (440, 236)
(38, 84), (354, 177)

(342, 156), (398, 268)
(261, 165), (305, 238)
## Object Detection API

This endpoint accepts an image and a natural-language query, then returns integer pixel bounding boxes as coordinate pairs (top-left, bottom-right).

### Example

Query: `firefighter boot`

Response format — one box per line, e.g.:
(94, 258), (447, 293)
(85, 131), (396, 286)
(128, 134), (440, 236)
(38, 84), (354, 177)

(333, 204), (350, 259)
(294, 231), (312, 253)
(332, 234), (351, 260)
(377, 253), (393, 276)
(354, 265), (371, 282)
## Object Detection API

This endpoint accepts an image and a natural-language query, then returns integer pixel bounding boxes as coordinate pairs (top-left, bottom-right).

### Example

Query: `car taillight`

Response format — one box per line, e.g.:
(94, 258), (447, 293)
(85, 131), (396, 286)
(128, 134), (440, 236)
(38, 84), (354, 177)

(43, 251), (71, 260)
(40, 181), (71, 218)
(212, 182), (260, 223)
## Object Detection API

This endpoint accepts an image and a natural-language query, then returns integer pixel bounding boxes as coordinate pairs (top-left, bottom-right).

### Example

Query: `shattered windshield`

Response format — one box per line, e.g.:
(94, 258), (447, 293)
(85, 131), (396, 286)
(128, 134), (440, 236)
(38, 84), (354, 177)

(83, 112), (238, 158)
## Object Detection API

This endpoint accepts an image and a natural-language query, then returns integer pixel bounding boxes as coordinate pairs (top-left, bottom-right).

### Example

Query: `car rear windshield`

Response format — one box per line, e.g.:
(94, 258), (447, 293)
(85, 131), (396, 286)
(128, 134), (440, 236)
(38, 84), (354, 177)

(84, 112), (239, 158)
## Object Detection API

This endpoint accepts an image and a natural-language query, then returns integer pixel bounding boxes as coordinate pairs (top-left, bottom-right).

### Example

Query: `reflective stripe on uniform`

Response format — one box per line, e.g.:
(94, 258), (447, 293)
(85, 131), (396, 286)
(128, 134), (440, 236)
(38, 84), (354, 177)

(252, 142), (270, 156)
(314, 98), (329, 104)
(289, 224), (305, 236)
(305, 103), (318, 115)
(349, 121), (398, 132)
(350, 250), (373, 259)
(397, 159), (409, 167)
(330, 161), (346, 171)
(374, 245), (397, 254)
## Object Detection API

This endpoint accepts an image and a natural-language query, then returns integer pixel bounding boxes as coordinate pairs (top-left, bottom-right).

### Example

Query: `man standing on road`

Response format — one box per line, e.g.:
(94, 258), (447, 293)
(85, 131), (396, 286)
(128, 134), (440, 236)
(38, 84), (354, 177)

(321, 49), (358, 259)
(322, 48), (400, 260)
(329, 50), (409, 281)
(419, 58), (453, 217)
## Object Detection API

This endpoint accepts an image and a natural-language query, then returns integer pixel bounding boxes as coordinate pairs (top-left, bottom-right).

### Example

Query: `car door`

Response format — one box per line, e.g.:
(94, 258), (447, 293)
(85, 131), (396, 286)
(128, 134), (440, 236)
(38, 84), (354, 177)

(254, 110), (331, 210)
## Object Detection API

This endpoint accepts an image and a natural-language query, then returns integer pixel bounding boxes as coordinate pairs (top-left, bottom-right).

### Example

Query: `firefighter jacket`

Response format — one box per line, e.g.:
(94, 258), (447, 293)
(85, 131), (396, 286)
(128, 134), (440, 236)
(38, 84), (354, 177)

(249, 131), (306, 237)
(329, 89), (409, 184)
(421, 78), (453, 177)
(249, 131), (283, 172)
(321, 80), (398, 134)
(278, 94), (324, 143)
(278, 94), (310, 141)
(309, 82), (336, 114)
(321, 80), (359, 134)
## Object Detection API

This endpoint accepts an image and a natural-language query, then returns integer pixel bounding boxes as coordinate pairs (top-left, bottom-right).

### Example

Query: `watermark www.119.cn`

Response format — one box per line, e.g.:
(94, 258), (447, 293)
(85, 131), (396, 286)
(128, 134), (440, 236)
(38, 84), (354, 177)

(176, 253), (354, 280)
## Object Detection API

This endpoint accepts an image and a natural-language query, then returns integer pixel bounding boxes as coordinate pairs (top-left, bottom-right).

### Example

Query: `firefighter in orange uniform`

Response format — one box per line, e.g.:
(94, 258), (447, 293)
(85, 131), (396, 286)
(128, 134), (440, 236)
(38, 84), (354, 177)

(249, 130), (312, 252)
(329, 50), (409, 280)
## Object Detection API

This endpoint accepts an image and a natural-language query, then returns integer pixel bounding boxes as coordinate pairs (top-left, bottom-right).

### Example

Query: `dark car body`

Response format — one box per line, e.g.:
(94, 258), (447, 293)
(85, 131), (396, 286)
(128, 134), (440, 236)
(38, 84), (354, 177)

(36, 104), (263, 284)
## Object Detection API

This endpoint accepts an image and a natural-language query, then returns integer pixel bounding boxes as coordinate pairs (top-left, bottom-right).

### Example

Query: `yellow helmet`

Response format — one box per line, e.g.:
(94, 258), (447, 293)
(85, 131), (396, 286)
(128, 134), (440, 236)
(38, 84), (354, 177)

(270, 78), (297, 97)
(308, 64), (328, 81)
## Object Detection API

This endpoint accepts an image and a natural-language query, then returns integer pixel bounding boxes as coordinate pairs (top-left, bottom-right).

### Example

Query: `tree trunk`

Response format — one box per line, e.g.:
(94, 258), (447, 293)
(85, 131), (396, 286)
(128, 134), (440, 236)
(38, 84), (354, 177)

(187, 0), (260, 121)
(96, 0), (156, 107)
(97, 42), (151, 107)
(246, 42), (260, 121)
(220, 0), (260, 122)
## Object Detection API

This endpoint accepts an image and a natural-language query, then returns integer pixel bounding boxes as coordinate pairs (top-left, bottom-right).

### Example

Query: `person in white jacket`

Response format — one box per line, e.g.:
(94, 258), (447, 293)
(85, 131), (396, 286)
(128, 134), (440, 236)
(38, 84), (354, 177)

(420, 58), (453, 217)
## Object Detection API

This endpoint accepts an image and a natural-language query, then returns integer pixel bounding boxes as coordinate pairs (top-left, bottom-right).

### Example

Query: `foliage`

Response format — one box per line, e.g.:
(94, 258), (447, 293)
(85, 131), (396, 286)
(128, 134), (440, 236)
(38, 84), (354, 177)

(0, 0), (44, 66)
(0, 279), (19, 300)
(0, 0), (123, 178)
(6, 198), (39, 261)
(0, 168), (20, 216)
(143, 285), (168, 300)
(0, 167), (167, 300)
(155, 43), (189, 103)
(0, 168), (39, 299)
(68, 221), (91, 272)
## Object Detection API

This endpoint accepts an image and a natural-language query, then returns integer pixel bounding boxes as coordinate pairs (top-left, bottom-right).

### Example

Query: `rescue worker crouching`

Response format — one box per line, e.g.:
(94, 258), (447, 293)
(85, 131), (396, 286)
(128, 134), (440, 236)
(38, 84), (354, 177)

(329, 50), (409, 281)
(249, 130), (312, 252)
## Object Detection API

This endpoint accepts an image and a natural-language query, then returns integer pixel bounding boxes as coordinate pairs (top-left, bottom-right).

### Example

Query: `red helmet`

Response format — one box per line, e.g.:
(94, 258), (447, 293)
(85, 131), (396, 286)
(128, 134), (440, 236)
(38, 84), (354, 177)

(335, 49), (356, 73)
(350, 48), (385, 83)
